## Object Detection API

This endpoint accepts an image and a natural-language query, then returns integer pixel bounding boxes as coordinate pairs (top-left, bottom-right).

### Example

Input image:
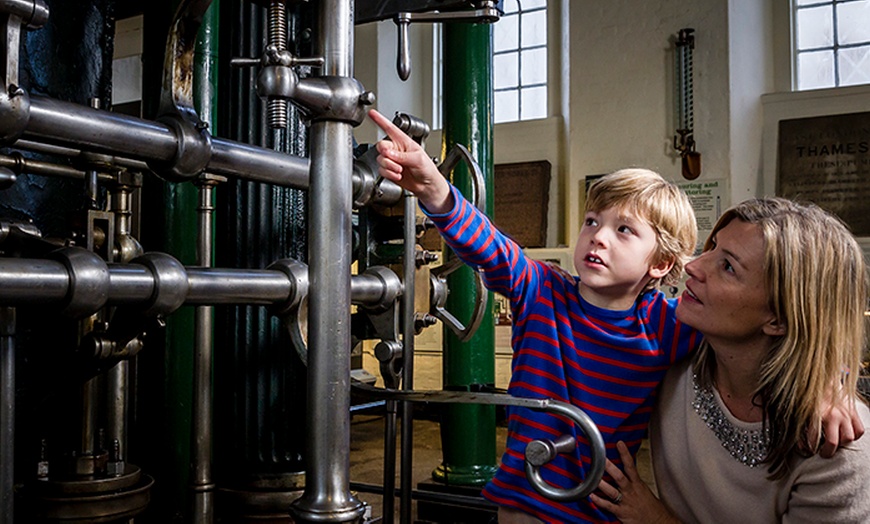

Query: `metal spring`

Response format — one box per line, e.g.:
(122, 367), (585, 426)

(268, 0), (289, 129)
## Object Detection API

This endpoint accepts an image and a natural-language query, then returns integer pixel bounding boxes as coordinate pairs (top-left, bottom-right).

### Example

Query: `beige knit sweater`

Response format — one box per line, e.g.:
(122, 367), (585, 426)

(650, 359), (870, 524)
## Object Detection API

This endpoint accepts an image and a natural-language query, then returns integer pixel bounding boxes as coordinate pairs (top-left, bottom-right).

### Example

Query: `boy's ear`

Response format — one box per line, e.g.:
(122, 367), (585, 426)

(648, 257), (675, 280)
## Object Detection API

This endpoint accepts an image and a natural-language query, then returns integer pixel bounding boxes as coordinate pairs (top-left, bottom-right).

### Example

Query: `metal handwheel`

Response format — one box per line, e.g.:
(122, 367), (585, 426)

(428, 143), (488, 342)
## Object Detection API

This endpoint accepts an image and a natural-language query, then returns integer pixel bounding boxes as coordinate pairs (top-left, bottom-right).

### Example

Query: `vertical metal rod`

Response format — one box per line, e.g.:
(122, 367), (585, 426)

(0, 307), (16, 521)
(106, 186), (133, 472)
(399, 193), (418, 524)
(84, 98), (101, 209)
(192, 181), (216, 524)
(290, 0), (363, 521)
(382, 400), (398, 523)
(81, 376), (98, 458)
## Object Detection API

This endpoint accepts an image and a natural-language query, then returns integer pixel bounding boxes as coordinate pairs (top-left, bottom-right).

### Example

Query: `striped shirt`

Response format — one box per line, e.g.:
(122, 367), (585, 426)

(424, 186), (700, 523)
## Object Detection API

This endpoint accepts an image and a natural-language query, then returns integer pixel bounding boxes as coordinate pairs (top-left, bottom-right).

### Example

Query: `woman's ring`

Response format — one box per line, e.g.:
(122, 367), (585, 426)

(613, 490), (623, 504)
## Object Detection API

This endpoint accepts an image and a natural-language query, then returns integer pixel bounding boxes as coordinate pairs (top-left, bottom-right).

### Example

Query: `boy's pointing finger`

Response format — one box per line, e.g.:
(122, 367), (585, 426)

(368, 109), (414, 147)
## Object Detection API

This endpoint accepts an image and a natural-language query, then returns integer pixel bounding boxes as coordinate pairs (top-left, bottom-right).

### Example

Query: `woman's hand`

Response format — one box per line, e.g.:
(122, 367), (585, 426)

(589, 441), (680, 524)
(368, 109), (453, 214)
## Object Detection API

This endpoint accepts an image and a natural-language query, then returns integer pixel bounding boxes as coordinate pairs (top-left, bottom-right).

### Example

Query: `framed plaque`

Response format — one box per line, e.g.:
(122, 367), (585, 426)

(778, 112), (870, 235)
(494, 161), (551, 248)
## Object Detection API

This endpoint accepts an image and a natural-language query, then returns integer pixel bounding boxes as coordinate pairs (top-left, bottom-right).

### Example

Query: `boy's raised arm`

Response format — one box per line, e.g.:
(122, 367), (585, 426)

(368, 109), (453, 214)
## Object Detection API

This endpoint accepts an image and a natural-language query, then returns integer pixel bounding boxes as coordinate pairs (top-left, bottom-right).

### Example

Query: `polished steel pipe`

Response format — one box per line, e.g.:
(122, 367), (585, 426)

(399, 193), (417, 524)
(0, 259), (399, 311)
(289, 0), (364, 521)
(21, 94), (310, 188)
(192, 182), (216, 524)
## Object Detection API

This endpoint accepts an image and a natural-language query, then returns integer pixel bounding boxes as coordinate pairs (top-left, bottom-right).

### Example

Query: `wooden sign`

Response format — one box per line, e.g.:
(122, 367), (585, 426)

(778, 112), (870, 235)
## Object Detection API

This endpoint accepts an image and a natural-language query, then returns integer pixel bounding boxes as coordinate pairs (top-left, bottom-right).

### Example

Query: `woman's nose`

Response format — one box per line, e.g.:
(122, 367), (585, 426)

(685, 253), (705, 279)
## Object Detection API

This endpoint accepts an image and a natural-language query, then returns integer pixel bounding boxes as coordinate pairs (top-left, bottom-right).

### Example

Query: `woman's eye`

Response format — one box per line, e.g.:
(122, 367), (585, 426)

(722, 259), (734, 273)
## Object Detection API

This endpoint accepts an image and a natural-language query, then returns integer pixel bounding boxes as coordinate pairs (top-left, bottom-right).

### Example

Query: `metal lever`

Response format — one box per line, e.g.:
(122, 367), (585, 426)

(350, 381), (607, 502)
(427, 143), (488, 342)
(393, 3), (500, 81)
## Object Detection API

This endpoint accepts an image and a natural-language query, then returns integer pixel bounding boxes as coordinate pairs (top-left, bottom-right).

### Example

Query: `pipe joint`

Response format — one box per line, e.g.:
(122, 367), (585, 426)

(149, 114), (213, 182)
(0, 0), (48, 29)
(131, 253), (189, 317)
(266, 258), (309, 316)
(49, 247), (109, 318)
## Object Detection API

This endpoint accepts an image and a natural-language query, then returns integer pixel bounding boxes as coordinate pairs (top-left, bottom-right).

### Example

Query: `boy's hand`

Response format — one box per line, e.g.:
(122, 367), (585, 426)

(368, 109), (453, 214)
(810, 387), (865, 458)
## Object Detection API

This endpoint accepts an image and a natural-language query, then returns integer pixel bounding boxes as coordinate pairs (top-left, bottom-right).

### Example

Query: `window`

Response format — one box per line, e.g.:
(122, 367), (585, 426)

(794, 0), (870, 89)
(431, 0), (549, 127)
(494, 0), (548, 123)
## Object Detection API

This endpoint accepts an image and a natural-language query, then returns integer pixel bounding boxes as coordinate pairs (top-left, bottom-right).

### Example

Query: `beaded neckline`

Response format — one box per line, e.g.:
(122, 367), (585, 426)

(692, 374), (770, 468)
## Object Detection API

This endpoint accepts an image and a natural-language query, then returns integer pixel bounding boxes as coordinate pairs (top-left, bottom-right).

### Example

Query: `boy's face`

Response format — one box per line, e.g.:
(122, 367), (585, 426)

(573, 206), (668, 309)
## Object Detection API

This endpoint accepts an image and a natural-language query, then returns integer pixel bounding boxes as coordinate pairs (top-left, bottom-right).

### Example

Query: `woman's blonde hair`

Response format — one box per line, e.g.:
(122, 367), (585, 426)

(693, 197), (867, 477)
(586, 168), (697, 289)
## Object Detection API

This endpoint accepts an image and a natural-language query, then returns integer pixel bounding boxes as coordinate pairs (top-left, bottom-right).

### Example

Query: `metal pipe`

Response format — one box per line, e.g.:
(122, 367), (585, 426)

(399, 193), (417, 523)
(290, 0), (364, 521)
(0, 260), (398, 310)
(192, 180), (216, 524)
(21, 94), (311, 188)
(0, 307), (15, 520)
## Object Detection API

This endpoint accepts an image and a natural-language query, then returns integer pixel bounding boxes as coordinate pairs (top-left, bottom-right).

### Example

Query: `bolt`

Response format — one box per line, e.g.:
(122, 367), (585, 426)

(359, 91), (376, 106)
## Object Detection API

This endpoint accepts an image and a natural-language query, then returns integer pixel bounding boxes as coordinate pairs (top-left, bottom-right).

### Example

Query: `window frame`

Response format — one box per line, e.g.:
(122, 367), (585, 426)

(791, 0), (870, 90)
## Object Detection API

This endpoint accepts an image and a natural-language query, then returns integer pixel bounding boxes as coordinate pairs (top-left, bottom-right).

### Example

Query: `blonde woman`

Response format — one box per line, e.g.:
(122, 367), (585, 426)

(594, 198), (870, 523)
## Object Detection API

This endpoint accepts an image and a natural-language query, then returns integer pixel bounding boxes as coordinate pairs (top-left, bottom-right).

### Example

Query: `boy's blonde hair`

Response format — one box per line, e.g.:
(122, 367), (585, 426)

(694, 197), (867, 478)
(585, 168), (697, 288)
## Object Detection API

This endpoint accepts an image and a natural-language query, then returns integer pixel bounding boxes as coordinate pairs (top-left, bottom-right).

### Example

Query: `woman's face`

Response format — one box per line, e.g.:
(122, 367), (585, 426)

(676, 219), (781, 344)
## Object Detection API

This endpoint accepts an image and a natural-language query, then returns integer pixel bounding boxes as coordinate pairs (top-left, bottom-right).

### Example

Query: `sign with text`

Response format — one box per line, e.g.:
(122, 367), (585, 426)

(677, 179), (726, 255)
(778, 112), (870, 235)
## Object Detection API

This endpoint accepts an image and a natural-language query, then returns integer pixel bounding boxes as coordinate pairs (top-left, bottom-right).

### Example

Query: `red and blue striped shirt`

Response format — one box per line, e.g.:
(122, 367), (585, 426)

(425, 186), (700, 523)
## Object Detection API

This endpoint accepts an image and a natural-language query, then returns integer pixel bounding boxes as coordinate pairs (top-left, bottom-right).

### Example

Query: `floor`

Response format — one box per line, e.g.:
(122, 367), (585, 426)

(350, 336), (657, 523)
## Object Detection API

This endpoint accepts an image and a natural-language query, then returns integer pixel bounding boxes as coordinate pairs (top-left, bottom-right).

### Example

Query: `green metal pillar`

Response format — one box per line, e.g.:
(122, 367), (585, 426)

(159, 1), (219, 518)
(433, 22), (498, 486)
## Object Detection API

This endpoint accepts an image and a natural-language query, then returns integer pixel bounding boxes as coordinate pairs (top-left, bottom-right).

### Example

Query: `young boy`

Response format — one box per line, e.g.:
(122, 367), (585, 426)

(370, 109), (698, 522)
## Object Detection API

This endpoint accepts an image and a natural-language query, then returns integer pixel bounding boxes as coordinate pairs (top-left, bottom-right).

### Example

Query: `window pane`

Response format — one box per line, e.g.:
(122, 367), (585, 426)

(839, 45), (870, 86)
(521, 0), (547, 9)
(521, 10), (547, 47)
(494, 53), (519, 89)
(520, 86), (547, 120)
(502, 0), (518, 14)
(495, 90), (519, 123)
(494, 14), (519, 52)
(796, 6), (834, 49)
(521, 47), (547, 85)
(837, 0), (870, 45)
(795, 0), (825, 5)
(798, 50), (835, 89)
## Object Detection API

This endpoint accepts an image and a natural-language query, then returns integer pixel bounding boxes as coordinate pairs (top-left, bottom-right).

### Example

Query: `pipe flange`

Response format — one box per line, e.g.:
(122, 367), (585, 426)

(132, 253), (189, 317)
(359, 265), (403, 310)
(49, 247), (110, 318)
(266, 258), (309, 316)
(150, 114), (213, 182)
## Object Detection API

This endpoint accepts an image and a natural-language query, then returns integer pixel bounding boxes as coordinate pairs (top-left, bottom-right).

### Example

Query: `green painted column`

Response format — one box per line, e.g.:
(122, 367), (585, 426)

(433, 21), (498, 486)
(159, 1), (219, 518)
